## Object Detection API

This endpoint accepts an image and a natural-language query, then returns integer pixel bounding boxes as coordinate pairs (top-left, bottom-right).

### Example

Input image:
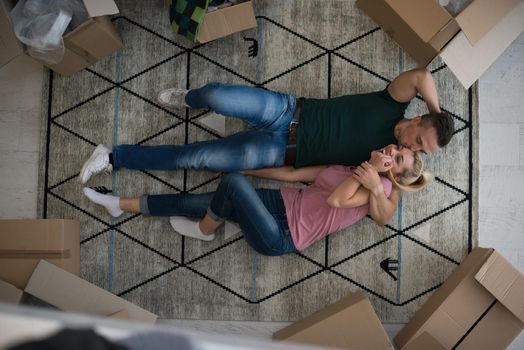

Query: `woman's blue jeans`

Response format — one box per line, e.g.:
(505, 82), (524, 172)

(112, 83), (296, 172)
(141, 173), (297, 256)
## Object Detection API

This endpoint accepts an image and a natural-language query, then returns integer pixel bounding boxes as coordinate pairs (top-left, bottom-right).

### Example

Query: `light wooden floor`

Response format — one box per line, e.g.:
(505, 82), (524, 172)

(1, 33), (523, 349)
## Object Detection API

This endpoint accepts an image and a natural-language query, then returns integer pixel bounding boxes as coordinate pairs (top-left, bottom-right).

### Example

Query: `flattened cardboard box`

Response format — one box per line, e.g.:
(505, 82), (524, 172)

(357, 0), (524, 88)
(25, 260), (157, 324)
(0, 0), (122, 75)
(395, 247), (524, 350)
(273, 292), (393, 350)
(0, 219), (80, 289)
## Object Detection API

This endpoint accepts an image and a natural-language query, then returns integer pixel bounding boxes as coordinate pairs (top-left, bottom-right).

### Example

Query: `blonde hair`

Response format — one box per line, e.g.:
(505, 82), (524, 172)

(389, 152), (433, 192)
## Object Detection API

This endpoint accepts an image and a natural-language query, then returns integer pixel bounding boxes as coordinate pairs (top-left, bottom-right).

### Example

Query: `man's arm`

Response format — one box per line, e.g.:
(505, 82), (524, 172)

(387, 68), (441, 113)
(241, 165), (326, 183)
(368, 186), (400, 226)
(353, 162), (399, 226)
(327, 175), (366, 208)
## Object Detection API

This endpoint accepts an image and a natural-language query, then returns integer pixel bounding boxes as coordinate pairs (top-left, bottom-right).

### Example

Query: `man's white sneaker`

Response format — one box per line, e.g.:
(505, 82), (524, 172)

(157, 88), (190, 108)
(79, 144), (112, 184)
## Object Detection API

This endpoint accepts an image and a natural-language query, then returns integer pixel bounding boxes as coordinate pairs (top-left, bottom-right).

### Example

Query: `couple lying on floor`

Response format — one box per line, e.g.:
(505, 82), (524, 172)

(79, 68), (453, 256)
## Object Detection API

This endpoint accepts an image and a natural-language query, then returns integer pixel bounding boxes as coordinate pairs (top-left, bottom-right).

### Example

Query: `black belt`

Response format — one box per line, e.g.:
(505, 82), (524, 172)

(284, 98), (303, 166)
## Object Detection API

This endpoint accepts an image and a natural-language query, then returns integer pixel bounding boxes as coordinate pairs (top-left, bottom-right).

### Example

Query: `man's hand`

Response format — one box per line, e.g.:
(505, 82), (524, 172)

(353, 161), (383, 195)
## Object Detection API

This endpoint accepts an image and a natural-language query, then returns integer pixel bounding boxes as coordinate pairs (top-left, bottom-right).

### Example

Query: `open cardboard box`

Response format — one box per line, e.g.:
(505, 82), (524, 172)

(357, 0), (524, 88)
(395, 247), (524, 350)
(273, 291), (394, 350)
(0, 0), (122, 75)
(0, 219), (80, 289)
(0, 260), (157, 324)
(166, 0), (257, 43)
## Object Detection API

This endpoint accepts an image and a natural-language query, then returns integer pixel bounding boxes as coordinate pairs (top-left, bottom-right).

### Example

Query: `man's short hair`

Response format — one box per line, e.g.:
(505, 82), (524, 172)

(420, 111), (454, 147)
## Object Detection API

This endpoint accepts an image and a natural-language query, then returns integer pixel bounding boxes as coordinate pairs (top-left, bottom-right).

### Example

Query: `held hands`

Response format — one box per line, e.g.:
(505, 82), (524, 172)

(369, 150), (393, 172)
(353, 161), (383, 194)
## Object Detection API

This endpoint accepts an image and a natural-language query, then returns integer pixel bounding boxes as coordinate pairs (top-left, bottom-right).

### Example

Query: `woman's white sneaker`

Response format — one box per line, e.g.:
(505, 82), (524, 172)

(79, 144), (112, 184)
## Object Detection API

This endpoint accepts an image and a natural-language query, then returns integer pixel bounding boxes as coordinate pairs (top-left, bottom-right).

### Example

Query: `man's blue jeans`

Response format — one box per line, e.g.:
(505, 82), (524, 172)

(113, 83), (296, 172)
(141, 173), (297, 256)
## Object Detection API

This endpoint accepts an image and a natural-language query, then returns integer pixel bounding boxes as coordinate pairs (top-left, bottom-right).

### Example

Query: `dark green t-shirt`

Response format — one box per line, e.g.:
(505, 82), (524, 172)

(295, 89), (409, 167)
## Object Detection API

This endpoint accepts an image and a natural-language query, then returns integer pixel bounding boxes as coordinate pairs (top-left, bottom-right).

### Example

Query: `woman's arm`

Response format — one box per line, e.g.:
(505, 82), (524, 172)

(327, 175), (367, 208)
(353, 162), (399, 226)
(241, 165), (327, 183)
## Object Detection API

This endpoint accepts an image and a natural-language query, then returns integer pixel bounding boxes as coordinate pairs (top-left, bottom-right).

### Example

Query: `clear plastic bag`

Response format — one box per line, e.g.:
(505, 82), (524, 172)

(9, 0), (88, 64)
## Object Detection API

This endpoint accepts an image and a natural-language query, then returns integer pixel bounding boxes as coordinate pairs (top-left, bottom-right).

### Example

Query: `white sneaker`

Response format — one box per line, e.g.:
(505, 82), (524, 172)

(79, 144), (113, 184)
(157, 88), (190, 108)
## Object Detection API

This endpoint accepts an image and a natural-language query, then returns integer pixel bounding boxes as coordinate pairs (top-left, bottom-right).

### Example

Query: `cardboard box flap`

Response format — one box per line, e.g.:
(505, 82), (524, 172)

(273, 292), (393, 350)
(455, 0), (520, 45)
(475, 250), (524, 322)
(402, 332), (446, 350)
(385, 0), (451, 42)
(0, 219), (78, 252)
(82, 0), (119, 18)
(25, 260), (157, 323)
(0, 279), (23, 304)
(440, 0), (524, 89)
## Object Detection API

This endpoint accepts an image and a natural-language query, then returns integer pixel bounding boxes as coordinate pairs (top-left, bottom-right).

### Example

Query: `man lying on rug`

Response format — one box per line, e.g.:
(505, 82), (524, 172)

(79, 67), (452, 225)
(83, 144), (432, 255)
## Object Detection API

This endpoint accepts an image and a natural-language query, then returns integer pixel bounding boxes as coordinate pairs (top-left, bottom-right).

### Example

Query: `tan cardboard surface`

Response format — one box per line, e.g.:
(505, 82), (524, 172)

(197, 1), (257, 43)
(0, 279), (23, 304)
(385, 0), (451, 43)
(475, 250), (524, 322)
(394, 248), (524, 350)
(455, 0), (519, 45)
(0, 0), (23, 67)
(394, 247), (493, 348)
(440, 1), (524, 88)
(0, 219), (80, 289)
(273, 292), (393, 350)
(66, 16), (123, 60)
(356, 0), (442, 66)
(106, 309), (129, 320)
(25, 260), (157, 324)
(402, 332), (445, 350)
(456, 302), (523, 350)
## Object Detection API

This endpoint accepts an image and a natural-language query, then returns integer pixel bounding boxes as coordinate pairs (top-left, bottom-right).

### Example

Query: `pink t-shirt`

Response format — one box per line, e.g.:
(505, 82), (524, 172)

(280, 165), (392, 251)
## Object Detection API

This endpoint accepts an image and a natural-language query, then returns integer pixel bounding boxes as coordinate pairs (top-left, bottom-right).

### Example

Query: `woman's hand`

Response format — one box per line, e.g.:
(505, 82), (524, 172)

(369, 151), (392, 173)
(353, 161), (383, 195)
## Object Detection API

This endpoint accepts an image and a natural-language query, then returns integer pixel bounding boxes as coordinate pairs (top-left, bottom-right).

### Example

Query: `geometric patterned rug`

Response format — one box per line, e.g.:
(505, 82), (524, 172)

(38, 0), (478, 322)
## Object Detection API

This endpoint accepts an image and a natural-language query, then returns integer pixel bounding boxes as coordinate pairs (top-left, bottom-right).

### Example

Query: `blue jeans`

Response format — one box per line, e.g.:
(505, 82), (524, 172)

(141, 173), (297, 256)
(113, 83), (296, 172)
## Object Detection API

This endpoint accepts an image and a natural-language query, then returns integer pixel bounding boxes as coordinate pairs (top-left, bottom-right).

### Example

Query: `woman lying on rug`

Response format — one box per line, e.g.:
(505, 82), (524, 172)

(83, 144), (432, 256)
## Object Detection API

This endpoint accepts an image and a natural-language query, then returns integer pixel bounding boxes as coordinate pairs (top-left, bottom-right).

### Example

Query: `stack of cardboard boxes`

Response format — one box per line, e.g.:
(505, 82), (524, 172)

(273, 248), (524, 349)
(0, 219), (157, 323)
(356, 0), (524, 88)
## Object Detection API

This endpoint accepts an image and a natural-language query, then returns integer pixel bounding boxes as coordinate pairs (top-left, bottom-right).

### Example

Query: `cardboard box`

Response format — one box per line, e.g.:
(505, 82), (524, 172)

(402, 332), (445, 350)
(0, 279), (23, 304)
(0, 0), (122, 75)
(106, 309), (129, 320)
(25, 260), (157, 324)
(0, 219), (80, 289)
(273, 292), (393, 350)
(357, 0), (524, 88)
(167, 0), (257, 43)
(394, 247), (524, 350)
